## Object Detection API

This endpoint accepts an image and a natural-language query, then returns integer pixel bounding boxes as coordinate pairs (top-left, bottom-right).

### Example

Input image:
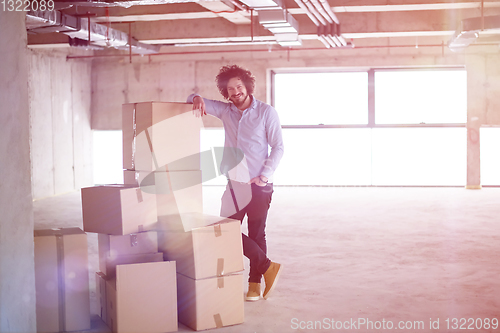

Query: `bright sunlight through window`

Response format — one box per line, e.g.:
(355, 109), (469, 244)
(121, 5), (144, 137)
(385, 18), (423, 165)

(272, 69), (467, 186)
(375, 69), (467, 124)
(274, 72), (368, 125)
(93, 130), (123, 185)
(480, 127), (500, 186)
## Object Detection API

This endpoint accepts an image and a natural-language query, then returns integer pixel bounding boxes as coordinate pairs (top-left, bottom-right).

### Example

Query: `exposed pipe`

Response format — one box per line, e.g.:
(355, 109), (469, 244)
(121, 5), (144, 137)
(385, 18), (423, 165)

(481, 0), (484, 31)
(319, 0), (339, 25)
(307, 0), (345, 49)
(336, 25), (347, 46)
(67, 43), (453, 60)
(304, 0), (347, 48)
(210, 8), (238, 14)
(316, 25), (332, 47)
(300, 0), (333, 49)
(329, 24), (342, 46)
(333, 35), (343, 46)
(299, 0), (345, 49)
(228, 0), (248, 13)
(129, 22), (132, 63)
(294, 0), (320, 26)
(251, 8), (254, 42)
(296, 0), (333, 48)
(334, 35), (344, 46)
(310, 0), (333, 24)
(310, 0), (347, 49)
(27, 10), (159, 54)
(318, 35), (331, 48)
(302, 0), (327, 25)
(105, 6), (110, 45)
(325, 34), (339, 47)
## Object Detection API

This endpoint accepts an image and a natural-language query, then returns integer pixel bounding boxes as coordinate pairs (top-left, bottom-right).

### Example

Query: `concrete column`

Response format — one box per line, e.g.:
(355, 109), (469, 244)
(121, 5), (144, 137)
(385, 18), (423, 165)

(465, 55), (486, 189)
(0, 11), (37, 332)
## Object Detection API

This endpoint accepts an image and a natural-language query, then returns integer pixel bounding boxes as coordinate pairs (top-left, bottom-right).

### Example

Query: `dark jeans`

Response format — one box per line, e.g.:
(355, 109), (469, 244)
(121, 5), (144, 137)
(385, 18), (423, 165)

(221, 181), (274, 283)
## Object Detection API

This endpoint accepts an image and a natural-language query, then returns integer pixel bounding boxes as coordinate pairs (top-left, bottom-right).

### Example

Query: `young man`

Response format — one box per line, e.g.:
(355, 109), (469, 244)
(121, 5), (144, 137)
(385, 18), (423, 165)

(187, 65), (284, 301)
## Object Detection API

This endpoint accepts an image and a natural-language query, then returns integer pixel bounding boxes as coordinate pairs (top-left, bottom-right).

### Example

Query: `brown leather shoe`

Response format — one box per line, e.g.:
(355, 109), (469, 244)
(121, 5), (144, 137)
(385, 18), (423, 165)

(246, 282), (261, 301)
(263, 262), (282, 300)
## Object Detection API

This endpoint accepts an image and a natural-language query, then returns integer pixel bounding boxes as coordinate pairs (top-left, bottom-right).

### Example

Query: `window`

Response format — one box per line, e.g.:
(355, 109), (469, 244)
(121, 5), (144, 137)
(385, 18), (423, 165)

(200, 128), (226, 186)
(93, 130), (123, 185)
(375, 69), (467, 124)
(274, 128), (372, 185)
(371, 128), (466, 186)
(480, 127), (500, 186)
(274, 72), (368, 125)
(272, 68), (467, 186)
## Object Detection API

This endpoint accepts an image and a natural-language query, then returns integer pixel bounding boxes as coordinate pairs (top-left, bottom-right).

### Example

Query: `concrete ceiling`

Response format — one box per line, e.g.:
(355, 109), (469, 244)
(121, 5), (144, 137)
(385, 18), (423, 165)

(27, 0), (500, 52)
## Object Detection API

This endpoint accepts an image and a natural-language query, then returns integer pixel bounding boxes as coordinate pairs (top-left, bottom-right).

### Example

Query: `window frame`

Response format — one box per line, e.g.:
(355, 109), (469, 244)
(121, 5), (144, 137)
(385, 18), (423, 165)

(270, 66), (467, 130)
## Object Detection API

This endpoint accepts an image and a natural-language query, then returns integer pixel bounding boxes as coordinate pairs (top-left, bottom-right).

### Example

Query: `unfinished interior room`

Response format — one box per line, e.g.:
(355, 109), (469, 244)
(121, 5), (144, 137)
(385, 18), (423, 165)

(1, 0), (500, 332)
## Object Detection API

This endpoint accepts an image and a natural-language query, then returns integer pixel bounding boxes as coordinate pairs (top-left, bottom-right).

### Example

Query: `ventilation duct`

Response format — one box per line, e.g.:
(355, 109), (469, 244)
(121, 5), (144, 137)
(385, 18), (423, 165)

(293, 0), (348, 48)
(27, 9), (160, 54)
(275, 32), (301, 46)
(258, 9), (298, 34)
(26, 10), (80, 33)
(238, 0), (281, 9)
(255, 0), (301, 46)
(53, 0), (203, 9)
(448, 15), (500, 52)
(448, 31), (479, 51)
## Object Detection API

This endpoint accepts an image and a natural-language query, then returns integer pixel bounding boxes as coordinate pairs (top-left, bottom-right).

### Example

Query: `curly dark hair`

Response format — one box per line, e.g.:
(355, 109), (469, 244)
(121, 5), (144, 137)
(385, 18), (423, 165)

(215, 65), (255, 100)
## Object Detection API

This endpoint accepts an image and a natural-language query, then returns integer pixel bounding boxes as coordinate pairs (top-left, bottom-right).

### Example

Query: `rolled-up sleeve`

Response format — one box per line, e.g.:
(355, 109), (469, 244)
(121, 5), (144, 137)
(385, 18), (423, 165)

(187, 94), (228, 119)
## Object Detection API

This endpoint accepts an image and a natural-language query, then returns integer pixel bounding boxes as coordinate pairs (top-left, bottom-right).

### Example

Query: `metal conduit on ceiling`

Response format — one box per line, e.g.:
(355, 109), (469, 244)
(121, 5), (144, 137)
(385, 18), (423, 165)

(27, 9), (160, 54)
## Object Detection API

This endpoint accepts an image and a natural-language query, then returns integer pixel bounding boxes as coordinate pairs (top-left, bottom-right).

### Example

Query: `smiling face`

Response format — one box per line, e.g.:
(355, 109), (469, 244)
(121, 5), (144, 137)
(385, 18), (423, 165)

(227, 77), (250, 109)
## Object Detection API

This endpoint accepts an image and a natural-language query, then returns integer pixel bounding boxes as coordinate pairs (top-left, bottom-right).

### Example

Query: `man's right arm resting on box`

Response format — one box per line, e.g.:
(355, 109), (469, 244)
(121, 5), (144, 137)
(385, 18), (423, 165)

(187, 93), (226, 119)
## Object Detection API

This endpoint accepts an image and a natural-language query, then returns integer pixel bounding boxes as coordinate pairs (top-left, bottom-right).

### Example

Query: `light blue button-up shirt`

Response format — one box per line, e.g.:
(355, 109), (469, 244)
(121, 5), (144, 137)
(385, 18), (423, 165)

(187, 94), (284, 183)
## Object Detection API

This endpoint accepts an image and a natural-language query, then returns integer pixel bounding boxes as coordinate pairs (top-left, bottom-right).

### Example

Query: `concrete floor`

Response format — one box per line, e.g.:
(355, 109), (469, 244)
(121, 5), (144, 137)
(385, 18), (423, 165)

(33, 186), (500, 333)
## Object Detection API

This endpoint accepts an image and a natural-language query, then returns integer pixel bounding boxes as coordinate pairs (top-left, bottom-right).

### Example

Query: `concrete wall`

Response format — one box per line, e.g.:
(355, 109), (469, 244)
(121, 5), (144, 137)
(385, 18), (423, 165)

(92, 44), (500, 129)
(91, 60), (216, 129)
(29, 49), (93, 200)
(91, 42), (500, 186)
(0, 11), (37, 332)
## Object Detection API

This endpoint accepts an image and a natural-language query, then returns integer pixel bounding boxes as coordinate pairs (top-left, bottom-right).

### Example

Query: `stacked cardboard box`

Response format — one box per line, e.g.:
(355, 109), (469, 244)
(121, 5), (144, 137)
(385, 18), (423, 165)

(81, 185), (178, 333)
(156, 213), (245, 331)
(81, 184), (157, 235)
(34, 228), (91, 333)
(96, 259), (178, 333)
(122, 102), (204, 220)
(122, 102), (202, 173)
(97, 231), (163, 278)
(122, 102), (245, 331)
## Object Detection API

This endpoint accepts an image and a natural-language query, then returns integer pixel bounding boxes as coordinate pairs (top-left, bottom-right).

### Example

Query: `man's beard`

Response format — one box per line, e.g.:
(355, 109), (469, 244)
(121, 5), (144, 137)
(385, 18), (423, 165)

(230, 93), (248, 108)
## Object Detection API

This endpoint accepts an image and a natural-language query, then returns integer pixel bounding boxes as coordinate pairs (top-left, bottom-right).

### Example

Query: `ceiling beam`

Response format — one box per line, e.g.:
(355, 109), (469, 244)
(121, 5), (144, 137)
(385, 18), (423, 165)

(29, 0), (500, 48)
(101, 9), (496, 42)
(81, 1), (500, 23)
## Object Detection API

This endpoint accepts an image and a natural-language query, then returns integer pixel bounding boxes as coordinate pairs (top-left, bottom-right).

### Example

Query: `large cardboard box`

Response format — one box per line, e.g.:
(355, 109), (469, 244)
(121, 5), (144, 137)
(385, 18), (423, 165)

(124, 169), (203, 217)
(106, 261), (178, 333)
(81, 185), (157, 235)
(155, 213), (244, 280)
(34, 228), (91, 332)
(122, 102), (202, 172)
(103, 252), (164, 279)
(177, 273), (244, 331)
(98, 231), (158, 274)
(96, 272), (108, 324)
